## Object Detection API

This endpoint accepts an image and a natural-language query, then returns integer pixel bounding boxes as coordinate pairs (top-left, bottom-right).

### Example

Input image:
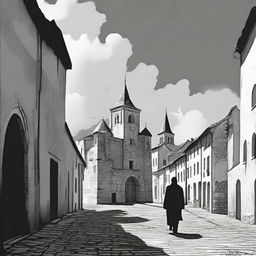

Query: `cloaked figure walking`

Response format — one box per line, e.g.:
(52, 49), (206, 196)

(163, 177), (184, 233)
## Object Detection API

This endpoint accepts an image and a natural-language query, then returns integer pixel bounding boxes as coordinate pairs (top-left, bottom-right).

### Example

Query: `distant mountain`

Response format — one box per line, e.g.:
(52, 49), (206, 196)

(74, 118), (110, 141)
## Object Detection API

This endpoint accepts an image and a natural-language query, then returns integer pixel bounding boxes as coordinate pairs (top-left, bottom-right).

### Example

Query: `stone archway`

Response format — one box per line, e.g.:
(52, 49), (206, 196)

(1, 114), (29, 241)
(125, 177), (138, 203)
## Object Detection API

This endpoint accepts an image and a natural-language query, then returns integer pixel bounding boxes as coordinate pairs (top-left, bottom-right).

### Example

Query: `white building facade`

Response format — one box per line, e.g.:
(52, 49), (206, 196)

(228, 7), (256, 224)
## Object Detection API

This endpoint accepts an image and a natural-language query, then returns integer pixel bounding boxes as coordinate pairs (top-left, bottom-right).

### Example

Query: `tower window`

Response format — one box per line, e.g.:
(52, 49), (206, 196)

(129, 138), (135, 145)
(128, 114), (134, 123)
(163, 159), (166, 166)
(129, 160), (134, 169)
(252, 84), (256, 109)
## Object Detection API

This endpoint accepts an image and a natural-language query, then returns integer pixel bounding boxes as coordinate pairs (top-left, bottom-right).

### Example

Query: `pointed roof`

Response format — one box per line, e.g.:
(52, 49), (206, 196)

(139, 127), (152, 137)
(158, 112), (174, 135)
(111, 78), (140, 110)
(91, 119), (113, 135)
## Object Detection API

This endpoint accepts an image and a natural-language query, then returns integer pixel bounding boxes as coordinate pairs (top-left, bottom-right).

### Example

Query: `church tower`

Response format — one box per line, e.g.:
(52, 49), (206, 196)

(158, 111), (174, 145)
(110, 81), (141, 170)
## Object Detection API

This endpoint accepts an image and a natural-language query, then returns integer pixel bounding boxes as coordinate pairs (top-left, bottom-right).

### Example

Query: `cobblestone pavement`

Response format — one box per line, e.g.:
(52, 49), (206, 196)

(3, 203), (256, 256)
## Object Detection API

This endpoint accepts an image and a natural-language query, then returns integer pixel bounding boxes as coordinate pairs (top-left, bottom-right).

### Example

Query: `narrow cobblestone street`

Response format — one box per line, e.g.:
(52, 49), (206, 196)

(4, 204), (256, 256)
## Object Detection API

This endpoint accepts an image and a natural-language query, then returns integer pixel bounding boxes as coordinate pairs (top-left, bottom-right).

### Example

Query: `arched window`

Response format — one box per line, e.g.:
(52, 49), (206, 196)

(128, 114), (134, 123)
(252, 84), (256, 108)
(163, 159), (166, 166)
(243, 140), (247, 163)
(252, 134), (256, 158)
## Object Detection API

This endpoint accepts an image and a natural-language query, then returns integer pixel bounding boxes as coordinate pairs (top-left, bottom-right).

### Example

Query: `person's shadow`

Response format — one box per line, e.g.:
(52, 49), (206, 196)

(170, 232), (202, 239)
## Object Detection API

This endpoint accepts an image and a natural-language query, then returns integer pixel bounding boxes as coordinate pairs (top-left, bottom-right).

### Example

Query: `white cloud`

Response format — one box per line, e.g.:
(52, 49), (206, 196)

(172, 109), (208, 144)
(37, 0), (74, 21)
(64, 33), (133, 134)
(37, 0), (240, 146)
(127, 64), (239, 146)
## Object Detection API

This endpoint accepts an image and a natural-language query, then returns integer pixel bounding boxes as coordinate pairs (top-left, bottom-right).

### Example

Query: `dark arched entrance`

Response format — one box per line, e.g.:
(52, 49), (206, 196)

(125, 177), (137, 203)
(236, 180), (241, 220)
(1, 115), (28, 242)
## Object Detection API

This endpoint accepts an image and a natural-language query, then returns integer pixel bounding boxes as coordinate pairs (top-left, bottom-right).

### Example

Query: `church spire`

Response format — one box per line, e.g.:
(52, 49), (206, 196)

(158, 111), (174, 135)
(111, 76), (139, 110)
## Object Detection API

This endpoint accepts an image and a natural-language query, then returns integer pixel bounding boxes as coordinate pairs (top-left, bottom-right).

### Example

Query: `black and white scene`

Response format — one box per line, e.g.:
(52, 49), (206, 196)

(1, 0), (256, 255)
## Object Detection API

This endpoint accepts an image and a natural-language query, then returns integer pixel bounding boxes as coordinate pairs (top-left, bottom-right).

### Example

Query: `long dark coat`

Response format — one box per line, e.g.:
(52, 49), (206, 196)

(163, 184), (185, 225)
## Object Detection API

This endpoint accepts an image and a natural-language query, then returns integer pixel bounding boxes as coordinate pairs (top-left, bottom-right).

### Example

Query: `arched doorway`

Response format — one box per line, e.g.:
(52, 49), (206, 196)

(236, 180), (241, 220)
(125, 177), (137, 203)
(1, 115), (28, 241)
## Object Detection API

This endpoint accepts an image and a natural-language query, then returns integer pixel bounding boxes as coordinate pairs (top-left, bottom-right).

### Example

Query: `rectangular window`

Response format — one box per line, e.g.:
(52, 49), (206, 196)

(203, 158), (205, 170)
(75, 178), (77, 193)
(190, 167), (192, 177)
(178, 173), (180, 182)
(112, 193), (116, 203)
(130, 138), (133, 145)
(207, 156), (210, 176)
(197, 162), (199, 174)
(129, 160), (134, 169)
(194, 163), (196, 175)
(181, 172), (183, 182)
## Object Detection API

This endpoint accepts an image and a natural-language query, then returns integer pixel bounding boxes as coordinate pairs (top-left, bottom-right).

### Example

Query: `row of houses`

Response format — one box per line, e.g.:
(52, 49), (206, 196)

(152, 6), (256, 224)
(152, 106), (239, 214)
(0, 0), (86, 251)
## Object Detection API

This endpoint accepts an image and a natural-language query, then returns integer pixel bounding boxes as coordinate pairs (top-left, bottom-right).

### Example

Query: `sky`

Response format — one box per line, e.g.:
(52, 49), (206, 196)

(37, 0), (255, 146)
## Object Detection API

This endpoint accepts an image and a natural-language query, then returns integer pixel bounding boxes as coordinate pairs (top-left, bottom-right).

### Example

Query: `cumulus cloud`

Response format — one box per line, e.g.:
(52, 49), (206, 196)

(38, 0), (240, 147)
(57, 2), (106, 40)
(37, 1), (106, 41)
(172, 109), (208, 144)
(37, 0), (74, 21)
(64, 33), (133, 134)
(126, 64), (239, 146)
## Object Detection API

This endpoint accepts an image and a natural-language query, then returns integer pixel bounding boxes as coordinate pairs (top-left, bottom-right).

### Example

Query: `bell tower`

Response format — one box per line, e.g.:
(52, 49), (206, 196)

(158, 111), (174, 145)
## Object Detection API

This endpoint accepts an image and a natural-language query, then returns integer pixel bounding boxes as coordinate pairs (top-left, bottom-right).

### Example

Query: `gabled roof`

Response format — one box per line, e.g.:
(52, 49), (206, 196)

(158, 112), (174, 135)
(65, 123), (86, 167)
(91, 119), (113, 135)
(23, 0), (72, 69)
(139, 127), (152, 137)
(185, 106), (238, 151)
(235, 6), (256, 55)
(111, 84), (140, 111)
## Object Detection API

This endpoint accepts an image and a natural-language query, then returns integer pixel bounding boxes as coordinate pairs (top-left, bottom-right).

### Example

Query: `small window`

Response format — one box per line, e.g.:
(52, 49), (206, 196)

(129, 160), (134, 169)
(243, 140), (247, 163)
(129, 138), (133, 145)
(194, 163), (196, 175)
(75, 178), (77, 193)
(163, 159), (166, 166)
(197, 162), (199, 174)
(252, 134), (256, 158)
(206, 156), (210, 176)
(252, 84), (256, 108)
(128, 114), (134, 123)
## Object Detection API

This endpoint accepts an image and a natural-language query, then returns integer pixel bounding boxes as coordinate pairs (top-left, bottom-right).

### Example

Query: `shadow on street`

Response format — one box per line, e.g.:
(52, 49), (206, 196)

(170, 232), (202, 239)
(4, 209), (169, 255)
